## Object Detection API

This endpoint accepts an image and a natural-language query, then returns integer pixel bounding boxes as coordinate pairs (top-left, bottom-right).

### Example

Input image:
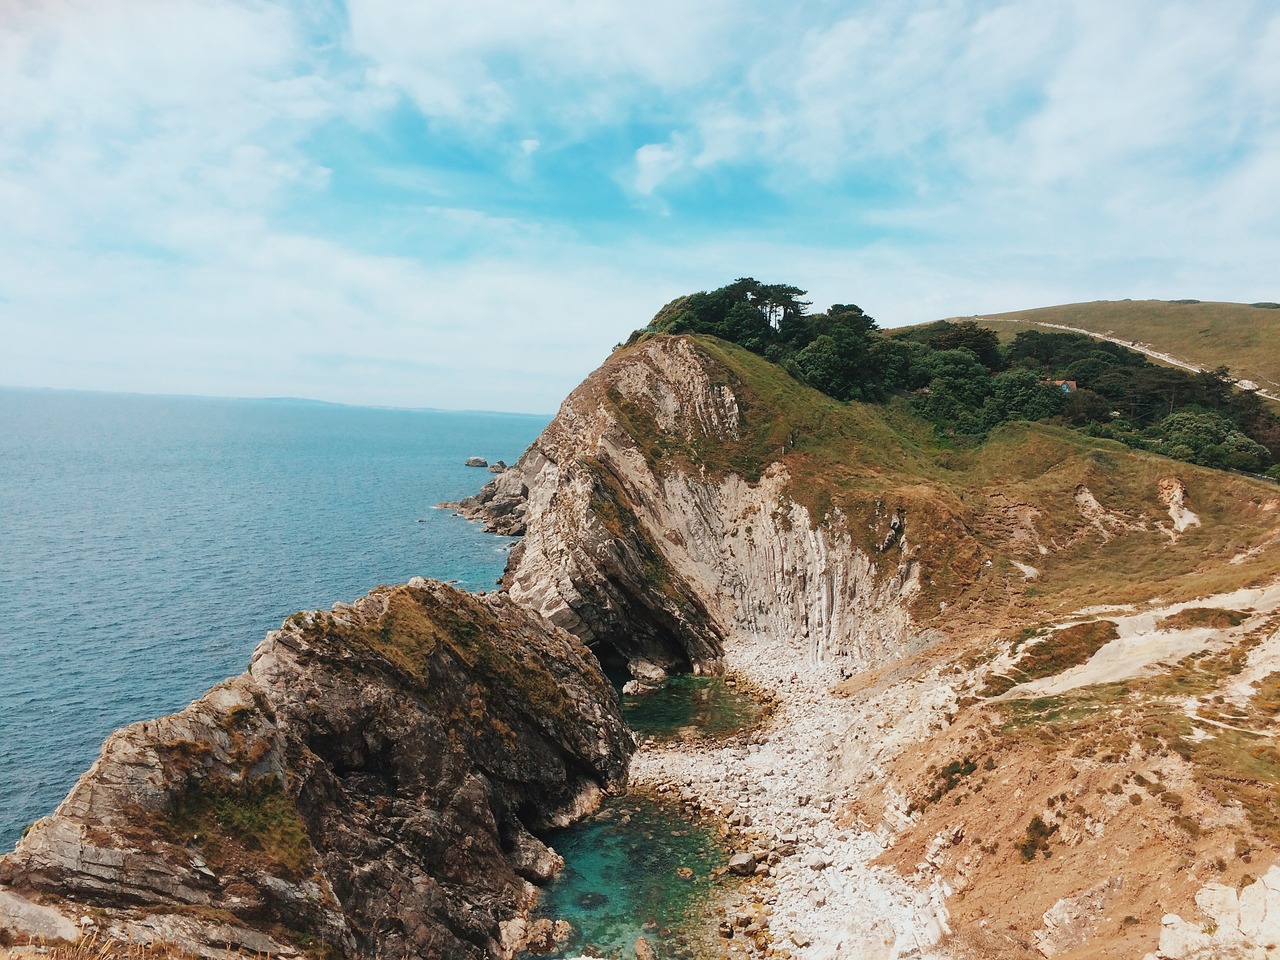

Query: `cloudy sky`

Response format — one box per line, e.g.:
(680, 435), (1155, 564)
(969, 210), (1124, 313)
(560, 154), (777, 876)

(2, 0), (1277, 413)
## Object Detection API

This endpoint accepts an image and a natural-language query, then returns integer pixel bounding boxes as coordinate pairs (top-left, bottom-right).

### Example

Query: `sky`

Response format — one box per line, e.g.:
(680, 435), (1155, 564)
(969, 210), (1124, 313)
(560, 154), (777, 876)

(1, 1), (1278, 414)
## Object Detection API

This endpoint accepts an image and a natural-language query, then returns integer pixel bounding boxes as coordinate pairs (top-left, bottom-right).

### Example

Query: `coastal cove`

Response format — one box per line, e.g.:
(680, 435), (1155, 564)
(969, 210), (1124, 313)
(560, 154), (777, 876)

(0, 388), (548, 849)
(3, 326), (1280, 959)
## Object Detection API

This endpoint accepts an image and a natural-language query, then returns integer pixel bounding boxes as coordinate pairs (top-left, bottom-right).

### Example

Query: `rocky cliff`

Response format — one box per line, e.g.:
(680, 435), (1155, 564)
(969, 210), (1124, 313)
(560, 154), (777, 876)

(458, 333), (1280, 960)
(0, 580), (631, 959)
(6, 330), (1279, 960)
(459, 335), (934, 681)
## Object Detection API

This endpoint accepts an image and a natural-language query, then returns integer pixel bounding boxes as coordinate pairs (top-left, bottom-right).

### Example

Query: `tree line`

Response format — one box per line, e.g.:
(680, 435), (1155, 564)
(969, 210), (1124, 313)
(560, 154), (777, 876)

(633, 278), (1279, 478)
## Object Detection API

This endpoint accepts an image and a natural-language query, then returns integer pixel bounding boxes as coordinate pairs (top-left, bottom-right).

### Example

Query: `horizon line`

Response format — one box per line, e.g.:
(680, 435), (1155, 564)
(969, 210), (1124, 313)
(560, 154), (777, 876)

(0, 383), (554, 420)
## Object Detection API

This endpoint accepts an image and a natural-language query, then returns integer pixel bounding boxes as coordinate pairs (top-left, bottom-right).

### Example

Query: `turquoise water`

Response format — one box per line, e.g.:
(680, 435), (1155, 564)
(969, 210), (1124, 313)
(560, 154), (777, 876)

(0, 387), (547, 849)
(526, 792), (729, 960)
(623, 676), (766, 741)
(518, 679), (762, 958)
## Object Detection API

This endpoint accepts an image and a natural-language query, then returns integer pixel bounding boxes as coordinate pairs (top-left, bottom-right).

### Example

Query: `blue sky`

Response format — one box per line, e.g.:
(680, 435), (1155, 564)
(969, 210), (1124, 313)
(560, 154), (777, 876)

(2, 0), (1278, 413)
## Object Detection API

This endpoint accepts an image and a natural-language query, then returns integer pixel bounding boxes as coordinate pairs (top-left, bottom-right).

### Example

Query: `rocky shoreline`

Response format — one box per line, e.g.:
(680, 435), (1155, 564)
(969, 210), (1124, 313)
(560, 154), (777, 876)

(628, 630), (956, 960)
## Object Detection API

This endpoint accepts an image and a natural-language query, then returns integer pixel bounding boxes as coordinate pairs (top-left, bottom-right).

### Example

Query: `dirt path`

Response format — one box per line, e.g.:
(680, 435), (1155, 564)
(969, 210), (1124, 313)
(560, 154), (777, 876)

(979, 317), (1280, 403)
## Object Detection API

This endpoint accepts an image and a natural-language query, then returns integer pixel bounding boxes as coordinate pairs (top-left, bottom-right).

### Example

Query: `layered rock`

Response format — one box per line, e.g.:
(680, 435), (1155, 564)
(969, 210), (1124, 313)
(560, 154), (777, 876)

(459, 336), (932, 678)
(0, 579), (631, 959)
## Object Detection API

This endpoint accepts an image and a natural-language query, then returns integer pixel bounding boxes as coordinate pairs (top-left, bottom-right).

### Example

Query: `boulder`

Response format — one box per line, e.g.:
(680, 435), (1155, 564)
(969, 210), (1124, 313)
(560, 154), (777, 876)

(524, 918), (568, 956)
(465, 456), (488, 467)
(634, 934), (657, 960)
(727, 852), (757, 876)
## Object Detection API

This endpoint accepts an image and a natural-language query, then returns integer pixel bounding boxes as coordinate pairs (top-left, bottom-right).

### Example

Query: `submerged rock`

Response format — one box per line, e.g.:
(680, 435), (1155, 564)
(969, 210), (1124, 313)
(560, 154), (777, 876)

(524, 917), (573, 955)
(0, 580), (633, 960)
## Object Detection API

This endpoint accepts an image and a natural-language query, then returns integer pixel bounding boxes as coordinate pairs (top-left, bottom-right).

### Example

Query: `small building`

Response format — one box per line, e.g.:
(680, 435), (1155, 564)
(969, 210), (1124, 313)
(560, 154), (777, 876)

(1045, 379), (1077, 393)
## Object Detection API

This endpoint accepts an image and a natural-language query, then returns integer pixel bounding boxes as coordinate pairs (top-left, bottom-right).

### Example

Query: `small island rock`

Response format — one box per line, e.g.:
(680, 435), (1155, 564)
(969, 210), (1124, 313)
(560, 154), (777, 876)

(465, 456), (488, 467)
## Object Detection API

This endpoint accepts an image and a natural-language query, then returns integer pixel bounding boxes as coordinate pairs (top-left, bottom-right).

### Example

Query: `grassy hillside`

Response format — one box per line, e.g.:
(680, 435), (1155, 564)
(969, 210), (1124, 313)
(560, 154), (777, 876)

(596, 331), (1280, 958)
(954, 300), (1280, 396)
(669, 337), (1280, 957)
(681, 336), (1280, 629)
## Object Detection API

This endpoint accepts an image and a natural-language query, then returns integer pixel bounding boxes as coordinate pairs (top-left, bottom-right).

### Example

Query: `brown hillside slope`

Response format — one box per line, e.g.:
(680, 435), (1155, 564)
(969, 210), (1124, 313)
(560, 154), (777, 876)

(463, 333), (1280, 960)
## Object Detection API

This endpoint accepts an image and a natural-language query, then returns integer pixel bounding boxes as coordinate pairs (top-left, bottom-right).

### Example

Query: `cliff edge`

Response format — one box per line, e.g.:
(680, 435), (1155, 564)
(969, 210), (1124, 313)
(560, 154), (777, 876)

(459, 333), (1280, 960)
(459, 335), (933, 680)
(0, 580), (631, 959)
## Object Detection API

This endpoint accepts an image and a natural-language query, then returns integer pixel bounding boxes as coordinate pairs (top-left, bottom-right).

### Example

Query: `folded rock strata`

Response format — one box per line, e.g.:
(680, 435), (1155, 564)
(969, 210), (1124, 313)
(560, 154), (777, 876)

(0, 580), (632, 959)
(459, 336), (932, 678)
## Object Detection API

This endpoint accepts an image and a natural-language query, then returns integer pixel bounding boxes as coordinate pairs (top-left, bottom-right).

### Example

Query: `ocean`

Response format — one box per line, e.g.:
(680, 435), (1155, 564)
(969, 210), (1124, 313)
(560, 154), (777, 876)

(0, 388), (548, 850)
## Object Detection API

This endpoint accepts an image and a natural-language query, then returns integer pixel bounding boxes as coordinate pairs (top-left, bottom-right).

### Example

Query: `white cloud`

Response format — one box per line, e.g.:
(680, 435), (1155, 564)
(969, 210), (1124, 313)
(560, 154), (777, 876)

(631, 137), (689, 196)
(344, 0), (743, 132)
(1, 0), (1278, 414)
(0, 0), (340, 253)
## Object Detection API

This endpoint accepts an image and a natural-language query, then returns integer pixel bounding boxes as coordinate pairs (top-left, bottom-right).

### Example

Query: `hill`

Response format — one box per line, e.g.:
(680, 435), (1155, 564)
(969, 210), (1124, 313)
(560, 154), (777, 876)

(953, 300), (1280, 401)
(462, 331), (1280, 960)
(4, 296), (1280, 960)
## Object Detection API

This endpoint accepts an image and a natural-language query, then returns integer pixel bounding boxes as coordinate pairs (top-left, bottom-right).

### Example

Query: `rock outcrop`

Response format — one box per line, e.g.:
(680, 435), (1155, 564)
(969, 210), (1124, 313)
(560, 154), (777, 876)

(1148, 865), (1280, 960)
(459, 336), (931, 679)
(0, 579), (632, 959)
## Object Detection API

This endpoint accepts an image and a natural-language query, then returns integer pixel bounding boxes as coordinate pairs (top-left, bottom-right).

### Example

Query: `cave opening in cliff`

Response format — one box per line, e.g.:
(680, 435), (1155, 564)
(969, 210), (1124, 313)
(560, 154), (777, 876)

(590, 633), (698, 693)
(592, 642), (633, 693)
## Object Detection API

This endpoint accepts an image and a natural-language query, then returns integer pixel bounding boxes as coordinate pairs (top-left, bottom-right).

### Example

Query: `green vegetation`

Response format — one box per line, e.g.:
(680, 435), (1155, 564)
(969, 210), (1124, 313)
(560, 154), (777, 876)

(607, 329), (1280, 626)
(630, 280), (1279, 476)
(973, 299), (1280, 403)
(166, 776), (312, 880)
(1019, 815), (1058, 860)
(923, 757), (978, 806)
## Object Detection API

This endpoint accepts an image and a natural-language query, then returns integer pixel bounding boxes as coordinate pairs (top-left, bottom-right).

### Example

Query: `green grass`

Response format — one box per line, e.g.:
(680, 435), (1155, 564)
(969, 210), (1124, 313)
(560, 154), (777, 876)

(605, 335), (1280, 626)
(952, 299), (1280, 395)
(165, 776), (313, 881)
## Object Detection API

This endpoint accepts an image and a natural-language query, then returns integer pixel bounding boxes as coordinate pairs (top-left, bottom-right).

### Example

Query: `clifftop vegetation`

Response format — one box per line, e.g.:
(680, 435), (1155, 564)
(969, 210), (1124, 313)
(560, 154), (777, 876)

(631, 279), (1280, 477)
(970, 298), (1280, 400)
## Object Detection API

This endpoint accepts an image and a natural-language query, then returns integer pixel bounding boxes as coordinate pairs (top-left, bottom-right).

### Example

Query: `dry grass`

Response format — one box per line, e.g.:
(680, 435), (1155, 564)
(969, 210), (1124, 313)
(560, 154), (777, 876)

(1252, 671), (1280, 721)
(992, 675), (1280, 846)
(981, 620), (1119, 697)
(678, 338), (1280, 629)
(958, 299), (1280, 395)
(1157, 607), (1248, 631)
(0, 932), (264, 959)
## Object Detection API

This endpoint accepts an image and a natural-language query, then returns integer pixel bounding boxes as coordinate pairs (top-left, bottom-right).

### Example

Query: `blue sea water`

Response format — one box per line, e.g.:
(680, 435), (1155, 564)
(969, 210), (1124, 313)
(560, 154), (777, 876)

(0, 387), (548, 850)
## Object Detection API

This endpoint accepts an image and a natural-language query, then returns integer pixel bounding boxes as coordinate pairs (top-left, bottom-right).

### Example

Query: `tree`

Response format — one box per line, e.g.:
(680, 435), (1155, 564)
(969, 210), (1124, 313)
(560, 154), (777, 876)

(1153, 411), (1271, 473)
(794, 335), (850, 399)
(979, 370), (1068, 429)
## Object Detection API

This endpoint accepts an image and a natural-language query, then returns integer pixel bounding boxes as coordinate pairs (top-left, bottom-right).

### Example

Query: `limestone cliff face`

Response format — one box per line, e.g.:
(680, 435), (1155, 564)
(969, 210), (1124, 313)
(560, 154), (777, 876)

(460, 336), (931, 678)
(0, 580), (631, 959)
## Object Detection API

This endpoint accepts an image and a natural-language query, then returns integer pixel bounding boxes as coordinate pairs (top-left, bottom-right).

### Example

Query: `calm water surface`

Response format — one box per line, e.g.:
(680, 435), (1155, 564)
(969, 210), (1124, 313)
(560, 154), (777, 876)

(0, 388), (547, 848)
(525, 792), (730, 960)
